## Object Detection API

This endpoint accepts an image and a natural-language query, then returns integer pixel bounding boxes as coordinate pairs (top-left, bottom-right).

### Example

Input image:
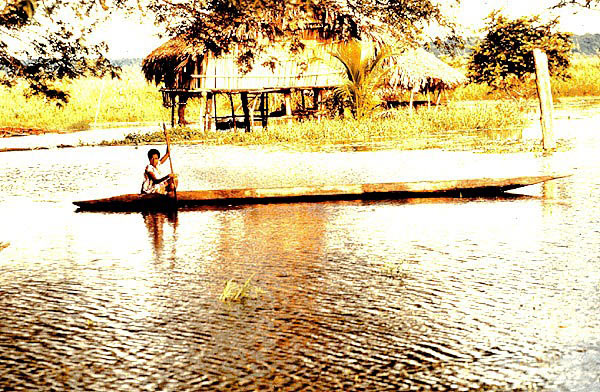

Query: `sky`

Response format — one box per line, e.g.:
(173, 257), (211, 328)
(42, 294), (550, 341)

(97, 0), (600, 59)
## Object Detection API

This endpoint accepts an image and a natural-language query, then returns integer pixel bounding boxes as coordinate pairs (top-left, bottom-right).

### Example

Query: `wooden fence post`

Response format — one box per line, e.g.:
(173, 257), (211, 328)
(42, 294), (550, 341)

(533, 49), (556, 150)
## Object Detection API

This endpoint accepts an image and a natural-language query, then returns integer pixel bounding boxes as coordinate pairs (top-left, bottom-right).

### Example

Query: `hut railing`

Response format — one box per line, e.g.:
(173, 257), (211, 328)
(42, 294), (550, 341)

(189, 72), (344, 90)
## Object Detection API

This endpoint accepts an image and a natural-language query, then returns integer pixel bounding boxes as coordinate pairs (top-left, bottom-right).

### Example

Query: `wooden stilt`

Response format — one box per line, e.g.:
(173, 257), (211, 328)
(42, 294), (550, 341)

(249, 94), (259, 131)
(312, 88), (321, 110)
(241, 92), (250, 133)
(229, 93), (237, 131)
(284, 91), (292, 116)
(409, 90), (414, 112)
(265, 93), (269, 129)
(301, 90), (306, 109)
(260, 93), (267, 128)
(284, 91), (293, 124)
(315, 89), (323, 120)
(205, 93), (214, 132)
(213, 92), (218, 130)
(171, 94), (176, 128)
(198, 93), (206, 131)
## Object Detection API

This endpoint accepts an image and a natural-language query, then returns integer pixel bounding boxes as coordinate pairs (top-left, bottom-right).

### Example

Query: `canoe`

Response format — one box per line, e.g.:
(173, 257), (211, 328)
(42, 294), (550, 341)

(73, 174), (568, 212)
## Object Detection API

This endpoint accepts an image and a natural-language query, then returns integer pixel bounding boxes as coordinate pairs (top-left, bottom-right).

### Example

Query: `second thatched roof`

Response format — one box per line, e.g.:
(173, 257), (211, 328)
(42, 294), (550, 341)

(386, 48), (467, 92)
(142, 35), (206, 87)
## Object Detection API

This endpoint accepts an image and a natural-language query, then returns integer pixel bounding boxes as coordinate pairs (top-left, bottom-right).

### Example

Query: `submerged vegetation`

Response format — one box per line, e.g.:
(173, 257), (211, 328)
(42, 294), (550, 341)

(219, 274), (265, 303)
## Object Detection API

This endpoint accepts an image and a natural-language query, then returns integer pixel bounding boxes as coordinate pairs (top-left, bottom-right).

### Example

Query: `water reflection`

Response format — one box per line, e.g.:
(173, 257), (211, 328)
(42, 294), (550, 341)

(142, 211), (178, 261)
(1, 99), (600, 390)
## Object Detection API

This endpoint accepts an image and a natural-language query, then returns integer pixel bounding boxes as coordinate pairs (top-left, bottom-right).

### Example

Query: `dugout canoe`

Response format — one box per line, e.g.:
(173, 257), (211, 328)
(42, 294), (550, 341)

(73, 175), (568, 212)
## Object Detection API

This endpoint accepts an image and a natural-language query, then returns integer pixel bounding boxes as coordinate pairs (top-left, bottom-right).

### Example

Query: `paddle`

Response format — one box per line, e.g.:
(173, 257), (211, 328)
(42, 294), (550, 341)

(162, 123), (177, 202)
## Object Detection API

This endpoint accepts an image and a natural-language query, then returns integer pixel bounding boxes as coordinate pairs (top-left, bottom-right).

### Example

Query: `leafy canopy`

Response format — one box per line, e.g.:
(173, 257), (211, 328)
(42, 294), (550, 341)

(1, 0), (460, 102)
(0, 0), (128, 103)
(467, 11), (572, 96)
(552, 0), (600, 7)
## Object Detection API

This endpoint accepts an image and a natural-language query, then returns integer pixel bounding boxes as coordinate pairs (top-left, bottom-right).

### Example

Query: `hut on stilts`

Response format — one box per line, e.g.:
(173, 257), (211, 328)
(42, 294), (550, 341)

(383, 48), (467, 109)
(142, 28), (347, 131)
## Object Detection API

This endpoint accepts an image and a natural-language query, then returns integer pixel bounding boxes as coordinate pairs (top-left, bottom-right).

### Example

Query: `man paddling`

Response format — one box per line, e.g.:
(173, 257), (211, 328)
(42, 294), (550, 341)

(141, 147), (178, 195)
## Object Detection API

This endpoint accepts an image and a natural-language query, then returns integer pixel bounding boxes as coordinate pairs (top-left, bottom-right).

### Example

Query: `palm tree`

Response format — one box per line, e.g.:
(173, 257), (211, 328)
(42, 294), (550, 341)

(331, 40), (391, 119)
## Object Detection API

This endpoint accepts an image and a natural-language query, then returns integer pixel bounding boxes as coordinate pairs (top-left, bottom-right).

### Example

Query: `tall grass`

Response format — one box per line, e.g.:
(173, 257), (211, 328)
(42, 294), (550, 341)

(553, 54), (600, 97)
(2, 55), (599, 132)
(0, 66), (170, 131)
(107, 101), (533, 152)
(448, 54), (600, 101)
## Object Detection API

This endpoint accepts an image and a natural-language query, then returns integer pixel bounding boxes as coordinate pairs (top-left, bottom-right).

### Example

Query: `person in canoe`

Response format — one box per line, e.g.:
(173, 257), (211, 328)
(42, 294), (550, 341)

(141, 147), (178, 195)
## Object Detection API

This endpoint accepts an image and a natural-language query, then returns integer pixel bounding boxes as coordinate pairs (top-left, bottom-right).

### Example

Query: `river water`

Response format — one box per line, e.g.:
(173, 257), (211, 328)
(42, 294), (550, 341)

(1, 99), (599, 391)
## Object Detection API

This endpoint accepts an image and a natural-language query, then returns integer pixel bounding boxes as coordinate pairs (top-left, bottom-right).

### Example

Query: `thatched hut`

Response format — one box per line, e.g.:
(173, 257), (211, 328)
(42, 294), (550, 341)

(142, 28), (346, 131)
(384, 48), (467, 108)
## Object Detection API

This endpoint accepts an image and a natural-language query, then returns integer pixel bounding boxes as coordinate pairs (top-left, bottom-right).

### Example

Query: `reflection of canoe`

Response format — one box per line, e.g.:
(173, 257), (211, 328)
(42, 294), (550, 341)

(73, 175), (568, 211)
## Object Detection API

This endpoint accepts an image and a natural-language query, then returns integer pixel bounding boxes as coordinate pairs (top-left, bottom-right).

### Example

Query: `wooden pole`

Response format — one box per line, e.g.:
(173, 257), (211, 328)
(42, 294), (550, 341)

(533, 49), (556, 150)
(162, 123), (177, 202)
(170, 94), (176, 128)
(198, 93), (206, 131)
(260, 93), (267, 128)
(265, 92), (269, 129)
(205, 93), (214, 132)
(312, 88), (320, 110)
(229, 93), (237, 131)
(249, 94), (259, 131)
(435, 89), (442, 106)
(241, 92), (251, 133)
(213, 92), (218, 131)
(284, 91), (292, 117)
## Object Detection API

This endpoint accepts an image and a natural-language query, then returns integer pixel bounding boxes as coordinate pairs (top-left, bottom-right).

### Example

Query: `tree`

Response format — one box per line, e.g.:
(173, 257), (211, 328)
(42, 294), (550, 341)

(467, 11), (572, 98)
(0, 0), (123, 103)
(553, 0), (600, 8)
(332, 40), (390, 119)
(144, 0), (461, 73)
(1, 0), (459, 103)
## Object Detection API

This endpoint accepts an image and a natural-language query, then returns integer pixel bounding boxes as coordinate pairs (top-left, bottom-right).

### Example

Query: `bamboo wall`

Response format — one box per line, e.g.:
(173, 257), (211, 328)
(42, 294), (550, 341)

(191, 41), (344, 91)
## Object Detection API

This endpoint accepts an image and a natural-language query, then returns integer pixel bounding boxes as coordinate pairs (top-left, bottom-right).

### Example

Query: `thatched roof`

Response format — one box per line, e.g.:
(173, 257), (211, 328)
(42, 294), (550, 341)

(142, 35), (206, 87)
(142, 32), (346, 91)
(386, 48), (466, 92)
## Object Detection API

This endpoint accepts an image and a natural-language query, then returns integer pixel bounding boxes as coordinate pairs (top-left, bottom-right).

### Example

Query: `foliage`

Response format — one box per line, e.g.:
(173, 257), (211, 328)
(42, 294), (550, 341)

(219, 274), (264, 303)
(1, 0), (461, 104)
(147, 0), (459, 70)
(104, 101), (534, 153)
(468, 11), (573, 98)
(0, 66), (168, 130)
(332, 40), (391, 119)
(553, 0), (600, 7)
(0, 242), (9, 251)
(449, 54), (600, 100)
(0, 0), (122, 103)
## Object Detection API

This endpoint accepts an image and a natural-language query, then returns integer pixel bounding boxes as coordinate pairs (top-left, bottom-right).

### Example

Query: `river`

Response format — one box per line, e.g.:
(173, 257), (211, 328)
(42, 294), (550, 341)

(0, 98), (599, 391)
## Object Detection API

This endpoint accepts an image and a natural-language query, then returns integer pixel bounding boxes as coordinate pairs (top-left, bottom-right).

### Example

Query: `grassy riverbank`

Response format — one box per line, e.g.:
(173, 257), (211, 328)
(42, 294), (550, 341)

(0, 67), (168, 132)
(448, 54), (600, 101)
(101, 101), (568, 153)
(1, 56), (598, 141)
